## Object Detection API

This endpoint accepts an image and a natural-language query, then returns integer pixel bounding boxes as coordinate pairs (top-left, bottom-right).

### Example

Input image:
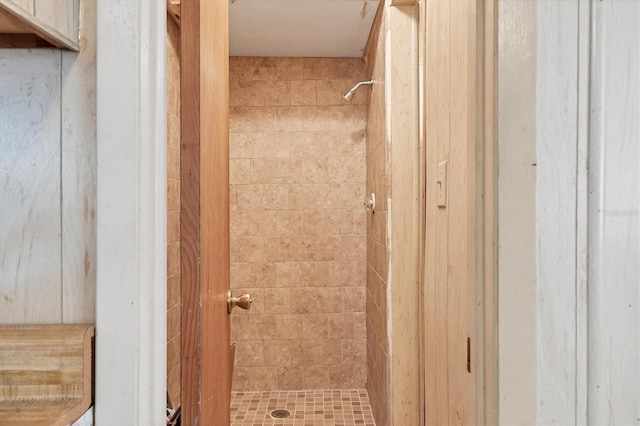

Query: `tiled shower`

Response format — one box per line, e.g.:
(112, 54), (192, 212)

(229, 57), (369, 392)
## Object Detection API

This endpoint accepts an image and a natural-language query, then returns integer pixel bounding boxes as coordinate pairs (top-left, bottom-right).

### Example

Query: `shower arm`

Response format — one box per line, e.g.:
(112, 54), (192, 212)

(350, 79), (375, 92)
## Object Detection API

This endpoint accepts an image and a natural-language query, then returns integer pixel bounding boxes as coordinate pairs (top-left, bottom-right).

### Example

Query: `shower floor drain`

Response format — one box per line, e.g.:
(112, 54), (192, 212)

(270, 409), (291, 419)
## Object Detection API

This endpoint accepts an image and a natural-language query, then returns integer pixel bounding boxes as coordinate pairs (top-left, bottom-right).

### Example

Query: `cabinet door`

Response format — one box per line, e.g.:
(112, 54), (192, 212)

(34, 0), (78, 43)
(7, 0), (34, 14)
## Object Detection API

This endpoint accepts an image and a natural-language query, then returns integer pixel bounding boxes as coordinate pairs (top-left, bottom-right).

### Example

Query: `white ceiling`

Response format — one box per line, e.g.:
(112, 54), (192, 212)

(229, 0), (379, 58)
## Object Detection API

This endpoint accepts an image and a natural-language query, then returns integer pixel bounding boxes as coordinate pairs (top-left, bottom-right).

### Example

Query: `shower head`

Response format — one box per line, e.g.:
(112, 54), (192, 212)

(343, 78), (375, 102)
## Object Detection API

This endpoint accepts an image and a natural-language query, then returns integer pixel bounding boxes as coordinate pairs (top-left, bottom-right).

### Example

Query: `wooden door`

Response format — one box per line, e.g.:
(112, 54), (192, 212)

(422, 0), (481, 424)
(180, 0), (231, 424)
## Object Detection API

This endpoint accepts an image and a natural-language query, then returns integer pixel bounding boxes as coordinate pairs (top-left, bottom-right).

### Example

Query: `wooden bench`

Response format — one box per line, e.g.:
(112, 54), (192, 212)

(0, 325), (94, 426)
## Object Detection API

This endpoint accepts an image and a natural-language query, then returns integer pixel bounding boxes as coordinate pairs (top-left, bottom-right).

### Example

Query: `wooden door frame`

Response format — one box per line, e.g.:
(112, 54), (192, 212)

(418, 0), (498, 424)
(180, 1), (231, 424)
(95, 0), (167, 424)
(481, 1), (498, 423)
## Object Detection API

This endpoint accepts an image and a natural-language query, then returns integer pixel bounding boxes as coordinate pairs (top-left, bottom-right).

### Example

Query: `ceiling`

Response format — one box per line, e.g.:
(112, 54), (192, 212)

(229, 0), (379, 58)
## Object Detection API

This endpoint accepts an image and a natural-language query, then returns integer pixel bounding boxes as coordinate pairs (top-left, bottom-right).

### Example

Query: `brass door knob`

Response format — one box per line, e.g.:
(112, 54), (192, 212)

(227, 290), (252, 314)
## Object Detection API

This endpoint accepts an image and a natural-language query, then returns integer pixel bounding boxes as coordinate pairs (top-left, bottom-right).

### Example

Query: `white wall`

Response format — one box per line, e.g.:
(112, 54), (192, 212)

(587, 2), (639, 423)
(497, 1), (538, 424)
(0, 0), (96, 324)
(537, 1), (640, 424)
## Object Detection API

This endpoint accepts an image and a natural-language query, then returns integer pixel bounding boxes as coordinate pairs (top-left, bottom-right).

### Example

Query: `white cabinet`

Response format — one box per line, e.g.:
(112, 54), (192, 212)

(0, 0), (79, 50)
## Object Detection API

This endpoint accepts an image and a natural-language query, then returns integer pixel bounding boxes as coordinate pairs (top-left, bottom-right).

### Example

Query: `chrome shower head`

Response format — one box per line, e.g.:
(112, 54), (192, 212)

(343, 89), (356, 102)
(343, 78), (375, 102)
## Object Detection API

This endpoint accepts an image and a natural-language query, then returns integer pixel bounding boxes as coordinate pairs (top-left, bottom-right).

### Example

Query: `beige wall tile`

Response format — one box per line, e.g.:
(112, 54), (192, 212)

(230, 107), (252, 133)
(302, 58), (354, 80)
(263, 288), (291, 314)
(277, 366), (303, 390)
(230, 57), (253, 81)
(236, 185), (263, 210)
(237, 80), (264, 107)
(230, 58), (368, 391)
(328, 313), (355, 339)
(250, 314), (277, 340)
(256, 132), (290, 158)
(343, 287), (366, 313)
(231, 314), (252, 341)
(329, 364), (367, 389)
(290, 80), (317, 106)
(354, 209), (366, 235)
(251, 57), (278, 81)
(230, 159), (252, 184)
(302, 209), (328, 235)
(230, 132), (258, 159)
(275, 58), (304, 81)
(235, 341), (265, 367)
(233, 366), (278, 391)
(276, 211), (303, 236)
(263, 185), (290, 210)
(302, 313), (328, 339)
(327, 209), (354, 235)
(264, 340), (303, 366)
(230, 210), (251, 238)
(316, 79), (351, 106)
(251, 262), (278, 288)
(264, 80), (290, 106)
(328, 262), (355, 287)
(230, 236), (265, 263)
(249, 210), (278, 236)
(250, 107), (277, 132)
(342, 339), (366, 365)
(289, 184), (330, 210)
(303, 158), (329, 184)
(302, 366), (329, 389)
(302, 339), (342, 366)
(275, 106), (304, 132)
(301, 106), (355, 132)
(251, 158), (279, 184)
(275, 314), (303, 339)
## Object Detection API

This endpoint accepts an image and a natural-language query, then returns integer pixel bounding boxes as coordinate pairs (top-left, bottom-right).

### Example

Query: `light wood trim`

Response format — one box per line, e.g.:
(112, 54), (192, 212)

(199, 0), (230, 424)
(422, 0), (438, 422)
(0, 0), (78, 50)
(180, 0), (201, 422)
(181, 1), (231, 424)
(482, 0), (498, 424)
(390, 0), (417, 5)
(362, 0), (384, 74)
(417, 0), (427, 423)
(388, 3), (421, 425)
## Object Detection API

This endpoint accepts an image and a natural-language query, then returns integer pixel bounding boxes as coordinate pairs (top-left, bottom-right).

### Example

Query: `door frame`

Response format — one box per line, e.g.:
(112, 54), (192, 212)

(180, 1), (232, 424)
(95, 0), (167, 424)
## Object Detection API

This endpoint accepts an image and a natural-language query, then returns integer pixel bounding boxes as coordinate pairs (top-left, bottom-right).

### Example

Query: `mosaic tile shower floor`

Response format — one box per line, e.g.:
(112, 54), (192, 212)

(231, 389), (376, 426)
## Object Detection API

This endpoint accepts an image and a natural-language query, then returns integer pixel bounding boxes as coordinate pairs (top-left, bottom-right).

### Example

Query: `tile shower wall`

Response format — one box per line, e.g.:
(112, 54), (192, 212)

(166, 17), (181, 408)
(229, 57), (368, 391)
(365, 9), (389, 426)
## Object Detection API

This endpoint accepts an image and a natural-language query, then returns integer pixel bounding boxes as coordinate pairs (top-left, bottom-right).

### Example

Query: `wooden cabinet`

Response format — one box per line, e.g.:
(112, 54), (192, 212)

(0, 0), (79, 50)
